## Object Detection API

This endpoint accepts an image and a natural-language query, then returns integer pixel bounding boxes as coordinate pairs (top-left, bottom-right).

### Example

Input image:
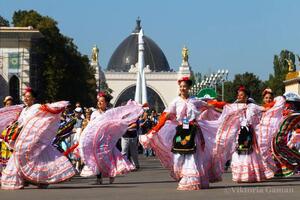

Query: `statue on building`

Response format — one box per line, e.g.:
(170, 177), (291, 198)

(91, 45), (99, 63)
(182, 46), (189, 62)
(286, 59), (296, 72)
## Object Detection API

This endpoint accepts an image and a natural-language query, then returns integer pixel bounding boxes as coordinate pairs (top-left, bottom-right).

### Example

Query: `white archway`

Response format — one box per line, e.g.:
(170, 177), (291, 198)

(105, 72), (179, 110)
(114, 84), (167, 113)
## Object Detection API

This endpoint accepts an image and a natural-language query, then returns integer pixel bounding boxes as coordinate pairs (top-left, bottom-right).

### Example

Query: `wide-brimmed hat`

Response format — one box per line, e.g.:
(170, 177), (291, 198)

(74, 107), (83, 113)
(3, 96), (13, 104)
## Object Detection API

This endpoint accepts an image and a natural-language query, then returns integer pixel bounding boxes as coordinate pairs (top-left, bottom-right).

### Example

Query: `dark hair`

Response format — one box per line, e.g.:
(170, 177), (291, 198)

(23, 87), (37, 98)
(97, 91), (112, 103)
(237, 86), (249, 97)
(262, 88), (273, 97)
(178, 77), (193, 87)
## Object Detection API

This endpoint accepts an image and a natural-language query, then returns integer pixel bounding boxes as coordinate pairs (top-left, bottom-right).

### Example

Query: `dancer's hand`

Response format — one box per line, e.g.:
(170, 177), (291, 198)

(147, 130), (156, 139)
(139, 134), (151, 148)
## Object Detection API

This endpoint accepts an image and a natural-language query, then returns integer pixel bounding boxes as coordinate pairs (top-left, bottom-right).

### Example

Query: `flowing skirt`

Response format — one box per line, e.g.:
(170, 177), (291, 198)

(140, 120), (214, 190)
(1, 102), (76, 190)
(272, 113), (300, 176)
(79, 100), (143, 178)
(231, 151), (274, 182)
(214, 97), (285, 182)
(0, 105), (23, 177)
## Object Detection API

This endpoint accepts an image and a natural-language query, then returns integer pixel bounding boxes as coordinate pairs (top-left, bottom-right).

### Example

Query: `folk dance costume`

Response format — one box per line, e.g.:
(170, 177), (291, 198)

(78, 108), (106, 177)
(79, 101), (143, 179)
(198, 100), (225, 121)
(140, 96), (225, 190)
(287, 129), (300, 151)
(53, 117), (76, 153)
(272, 113), (300, 176)
(213, 96), (285, 183)
(0, 105), (23, 177)
(1, 102), (76, 190)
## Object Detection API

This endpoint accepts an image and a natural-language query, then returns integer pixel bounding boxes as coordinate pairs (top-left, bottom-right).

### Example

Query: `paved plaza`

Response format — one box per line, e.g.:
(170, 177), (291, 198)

(0, 156), (299, 200)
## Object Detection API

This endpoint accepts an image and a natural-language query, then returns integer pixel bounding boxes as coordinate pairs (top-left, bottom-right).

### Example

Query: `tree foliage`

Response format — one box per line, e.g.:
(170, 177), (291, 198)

(224, 72), (265, 103)
(0, 15), (9, 26)
(266, 50), (295, 96)
(193, 72), (202, 84)
(12, 10), (97, 106)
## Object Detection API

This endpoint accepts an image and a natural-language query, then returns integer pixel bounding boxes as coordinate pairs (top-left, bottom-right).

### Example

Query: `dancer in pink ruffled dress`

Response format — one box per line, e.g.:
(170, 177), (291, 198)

(213, 86), (285, 183)
(1, 88), (75, 189)
(79, 97), (144, 184)
(140, 77), (223, 190)
(0, 103), (23, 177)
(79, 91), (117, 184)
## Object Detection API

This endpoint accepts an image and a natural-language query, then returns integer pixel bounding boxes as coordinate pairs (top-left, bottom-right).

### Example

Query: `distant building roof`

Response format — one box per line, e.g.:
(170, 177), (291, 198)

(0, 26), (43, 39)
(107, 19), (170, 72)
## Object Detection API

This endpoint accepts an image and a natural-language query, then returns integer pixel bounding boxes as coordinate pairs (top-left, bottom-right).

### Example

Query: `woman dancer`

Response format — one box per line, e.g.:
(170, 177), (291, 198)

(213, 86), (285, 183)
(1, 88), (75, 189)
(0, 103), (23, 177)
(140, 76), (220, 190)
(79, 99), (143, 184)
(80, 91), (114, 184)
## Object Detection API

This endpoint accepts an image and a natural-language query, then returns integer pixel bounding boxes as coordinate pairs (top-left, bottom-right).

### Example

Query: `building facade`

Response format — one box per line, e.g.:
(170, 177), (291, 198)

(101, 19), (192, 113)
(0, 27), (43, 105)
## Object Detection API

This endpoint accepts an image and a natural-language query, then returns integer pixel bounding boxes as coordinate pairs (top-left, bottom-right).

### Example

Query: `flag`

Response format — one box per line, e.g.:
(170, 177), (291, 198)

(8, 53), (20, 71)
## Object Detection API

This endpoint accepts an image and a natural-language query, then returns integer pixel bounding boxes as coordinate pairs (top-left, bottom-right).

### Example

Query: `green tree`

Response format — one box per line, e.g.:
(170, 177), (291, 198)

(0, 15), (9, 26)
(193, 72), (202, 84)
(267, 50), (295, 96)
(99, 80), (113, 94)
(224, 72), (265, 103)
(12, 10), (97, 106)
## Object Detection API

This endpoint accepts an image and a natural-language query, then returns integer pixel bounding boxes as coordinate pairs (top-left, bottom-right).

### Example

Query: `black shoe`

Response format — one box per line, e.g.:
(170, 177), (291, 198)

(96, 174), (103, 185)
(37, 183), (49, 189)
(24, 181), (30, 187)
(109, 177), (115, 184)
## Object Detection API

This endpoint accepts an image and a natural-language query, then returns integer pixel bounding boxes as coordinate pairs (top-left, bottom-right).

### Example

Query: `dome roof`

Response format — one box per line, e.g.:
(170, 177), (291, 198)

(107, 19), (170, 72)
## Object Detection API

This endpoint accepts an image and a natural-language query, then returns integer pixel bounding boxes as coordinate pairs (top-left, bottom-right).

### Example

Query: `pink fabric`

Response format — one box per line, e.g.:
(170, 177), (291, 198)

(0, 105), (23, 132)
(231, 152), (274, 182)
(213, 97), (285, 182)
(79, 100), (143, 177)
(0, 105), (23, 178)
(210, 103), (247, 180)
(1, 101), (76, 190)
(139, 97), (225, 190)
(140, 121), (213, 189)
(255, 96), (285, 171)
(198, 107), (221, 121)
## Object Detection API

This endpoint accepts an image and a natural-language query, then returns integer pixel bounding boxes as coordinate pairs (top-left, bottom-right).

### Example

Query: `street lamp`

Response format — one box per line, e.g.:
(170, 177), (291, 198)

(192, 69), (229, 99)
(217, 69), (229, 101)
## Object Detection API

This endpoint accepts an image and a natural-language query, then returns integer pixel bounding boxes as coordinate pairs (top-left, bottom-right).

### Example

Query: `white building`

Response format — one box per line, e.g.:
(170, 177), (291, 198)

(0, 27), (43, 105)
(101, 19), (192, 112)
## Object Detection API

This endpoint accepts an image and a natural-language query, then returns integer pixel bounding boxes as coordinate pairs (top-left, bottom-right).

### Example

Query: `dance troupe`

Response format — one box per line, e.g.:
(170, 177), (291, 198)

(0, 76), (299, 190)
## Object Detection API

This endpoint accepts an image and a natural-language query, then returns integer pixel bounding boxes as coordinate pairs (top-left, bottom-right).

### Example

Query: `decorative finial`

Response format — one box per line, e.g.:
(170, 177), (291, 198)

(285, 58), (295, 72)
(182, 46), (189, 62)
(91, 45), (99, 63)
(133, 17), (142, 33)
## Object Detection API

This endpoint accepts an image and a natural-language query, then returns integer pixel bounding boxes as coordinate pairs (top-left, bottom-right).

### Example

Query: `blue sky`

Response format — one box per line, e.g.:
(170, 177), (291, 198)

(1, 0), (300, 80)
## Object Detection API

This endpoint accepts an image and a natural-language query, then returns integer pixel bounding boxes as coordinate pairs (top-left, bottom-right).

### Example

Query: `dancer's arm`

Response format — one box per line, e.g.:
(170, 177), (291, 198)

(207, 100), (227, 112)
(148, 112), (169, 135)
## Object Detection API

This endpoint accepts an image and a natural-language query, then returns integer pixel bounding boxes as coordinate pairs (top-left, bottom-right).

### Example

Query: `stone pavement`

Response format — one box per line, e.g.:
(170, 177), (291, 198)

(1, 156), (299, 200)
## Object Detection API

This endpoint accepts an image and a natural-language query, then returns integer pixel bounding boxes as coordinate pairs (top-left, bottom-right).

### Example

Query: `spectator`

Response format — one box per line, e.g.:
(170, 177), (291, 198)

(139, 112), (154, 157)
(150, 110), (158, 124)
(73, 107), (83, 173)
(3, 96), (14, 107)
(82, 108), (92, 130)
(121, 121), (140, 170)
